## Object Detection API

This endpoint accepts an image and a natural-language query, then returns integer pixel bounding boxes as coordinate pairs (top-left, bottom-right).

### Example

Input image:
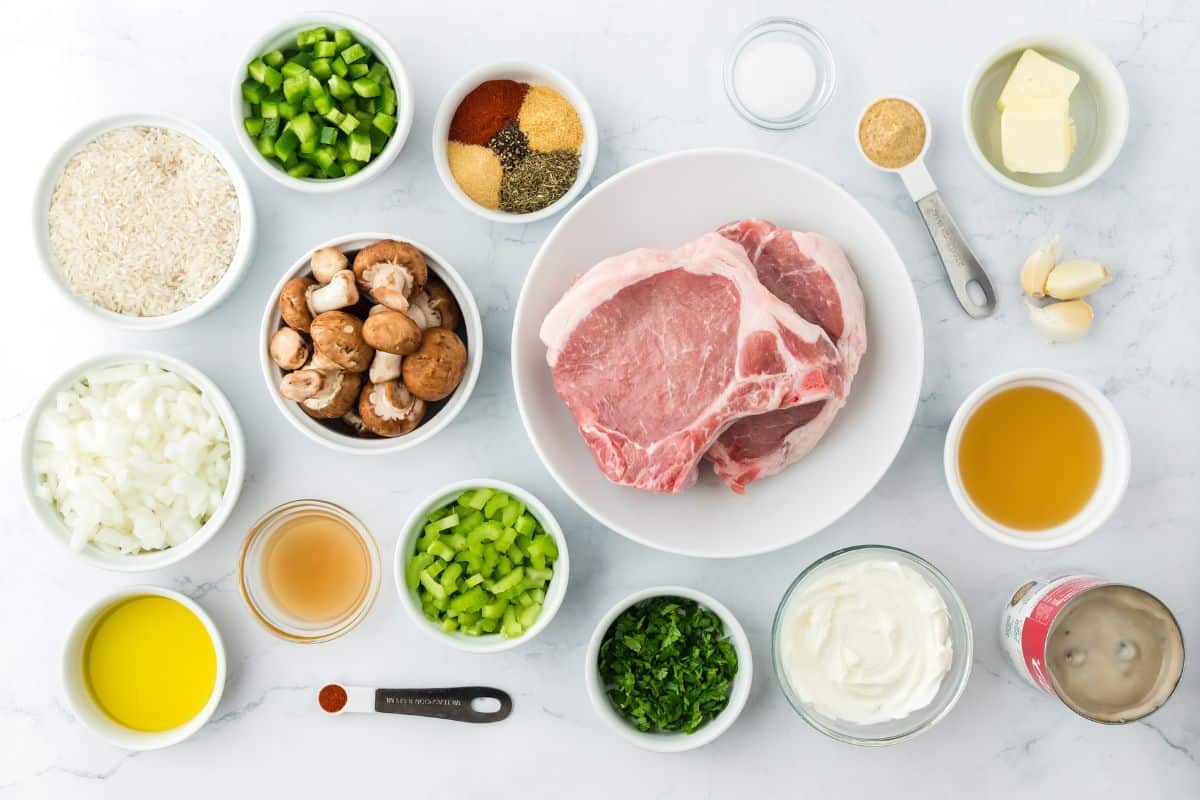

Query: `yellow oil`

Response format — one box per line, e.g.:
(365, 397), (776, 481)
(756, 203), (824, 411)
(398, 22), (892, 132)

(83, 595), (216, 732)
(958, 385), (1102, 530)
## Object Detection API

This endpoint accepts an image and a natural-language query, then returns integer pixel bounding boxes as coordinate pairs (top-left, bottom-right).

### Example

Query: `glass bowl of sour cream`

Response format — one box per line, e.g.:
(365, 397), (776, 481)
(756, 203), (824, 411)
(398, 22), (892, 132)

(771, 545), (973, 745)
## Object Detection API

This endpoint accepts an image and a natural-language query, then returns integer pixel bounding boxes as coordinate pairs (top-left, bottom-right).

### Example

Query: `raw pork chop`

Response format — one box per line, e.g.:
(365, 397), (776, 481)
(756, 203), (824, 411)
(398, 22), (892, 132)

(541, 233), (841, 493)
(706, 219), (867, 493)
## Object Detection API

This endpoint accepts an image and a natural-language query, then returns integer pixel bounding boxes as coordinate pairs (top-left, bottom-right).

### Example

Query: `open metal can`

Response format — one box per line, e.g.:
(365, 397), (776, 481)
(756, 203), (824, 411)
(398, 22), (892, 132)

(1001, 573), (1184, 723)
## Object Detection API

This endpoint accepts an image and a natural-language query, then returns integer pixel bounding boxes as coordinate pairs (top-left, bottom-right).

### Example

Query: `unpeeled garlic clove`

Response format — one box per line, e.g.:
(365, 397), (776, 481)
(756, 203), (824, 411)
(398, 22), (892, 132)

(1026, 299), (1093, 342)
(1019, 239), (1060, 299)
(1045, 259), (1112, 300)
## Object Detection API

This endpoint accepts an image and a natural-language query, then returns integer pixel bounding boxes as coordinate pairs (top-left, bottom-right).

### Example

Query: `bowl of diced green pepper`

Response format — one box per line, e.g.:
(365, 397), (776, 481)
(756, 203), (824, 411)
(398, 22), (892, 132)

(232, 14), (413, 189)
(395, 480), (569, 653)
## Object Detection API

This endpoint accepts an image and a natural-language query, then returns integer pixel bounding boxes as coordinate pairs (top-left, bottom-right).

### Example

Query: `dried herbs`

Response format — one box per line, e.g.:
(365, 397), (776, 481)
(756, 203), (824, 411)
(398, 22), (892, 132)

(499, 151), (579, 214)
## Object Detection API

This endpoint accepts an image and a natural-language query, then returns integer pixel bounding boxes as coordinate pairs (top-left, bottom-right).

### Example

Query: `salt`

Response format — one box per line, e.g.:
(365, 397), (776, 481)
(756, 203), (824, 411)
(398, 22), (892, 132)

(733, 39), (817, 121)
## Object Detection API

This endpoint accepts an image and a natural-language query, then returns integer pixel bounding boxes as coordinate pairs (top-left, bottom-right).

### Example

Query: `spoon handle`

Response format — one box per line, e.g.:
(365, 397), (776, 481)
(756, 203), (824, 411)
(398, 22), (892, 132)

(373, 686), (512, 723)
(915, 191), (997, 318)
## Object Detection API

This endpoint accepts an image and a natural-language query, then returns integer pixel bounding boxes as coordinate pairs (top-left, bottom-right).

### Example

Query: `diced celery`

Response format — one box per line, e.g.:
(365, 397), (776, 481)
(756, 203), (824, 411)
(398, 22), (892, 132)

(440, 618), (458, 633)
(525, 567), (553, 586)
(464, 573), (485, 588)
(491, 567), (524, 595)
(406, 551), (434, 591)
(514, 513), (537, 536)
(427, 540), (455, 561)
(495, 526), (518, 553)
(483, 493), (509, 519)
(440, 562), (464, 591)
(449, 587), (488, 614)
(457, 510), (484, 535)
(516, 591), (534, 608)
(496, 555), (513, 575)
(479, 618), (500, 634)
(481, 599), (508, 620)
(501, 607), (523, 638)
(519, 603), (542, 628)
(426, 560), (446, 579)
(500, 501), (525, 527)
(419, 570), (447, 600)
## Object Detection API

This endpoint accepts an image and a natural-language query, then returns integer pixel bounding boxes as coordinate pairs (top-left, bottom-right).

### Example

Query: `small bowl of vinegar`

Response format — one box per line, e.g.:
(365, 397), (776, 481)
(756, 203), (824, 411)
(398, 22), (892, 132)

(944, 368), (1130, 550)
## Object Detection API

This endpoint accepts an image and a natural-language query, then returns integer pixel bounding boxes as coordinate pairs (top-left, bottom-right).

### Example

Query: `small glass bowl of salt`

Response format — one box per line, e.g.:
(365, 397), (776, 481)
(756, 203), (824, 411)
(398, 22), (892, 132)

(724, 18), (836, 130)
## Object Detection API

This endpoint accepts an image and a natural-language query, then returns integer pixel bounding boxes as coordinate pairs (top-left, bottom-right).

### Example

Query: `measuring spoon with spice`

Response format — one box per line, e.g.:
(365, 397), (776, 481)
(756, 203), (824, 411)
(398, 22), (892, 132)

(857, 96), (996, 318)
(318, 683), (512, 723)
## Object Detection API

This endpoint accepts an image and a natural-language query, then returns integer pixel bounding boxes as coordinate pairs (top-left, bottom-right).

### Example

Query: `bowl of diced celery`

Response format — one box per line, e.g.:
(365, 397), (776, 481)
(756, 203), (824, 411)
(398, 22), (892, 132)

(231, 14), (413, 191)
(395, 480), (569, 653)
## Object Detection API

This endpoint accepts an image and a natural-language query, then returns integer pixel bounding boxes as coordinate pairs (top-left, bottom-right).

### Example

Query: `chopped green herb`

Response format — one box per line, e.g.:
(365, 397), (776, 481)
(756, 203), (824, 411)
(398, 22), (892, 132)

(597, 597), (738, 734)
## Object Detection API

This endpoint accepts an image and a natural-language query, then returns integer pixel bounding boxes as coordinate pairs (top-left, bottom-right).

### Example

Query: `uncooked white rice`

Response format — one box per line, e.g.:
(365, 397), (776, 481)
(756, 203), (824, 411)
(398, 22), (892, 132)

(47, 125), (240, 317)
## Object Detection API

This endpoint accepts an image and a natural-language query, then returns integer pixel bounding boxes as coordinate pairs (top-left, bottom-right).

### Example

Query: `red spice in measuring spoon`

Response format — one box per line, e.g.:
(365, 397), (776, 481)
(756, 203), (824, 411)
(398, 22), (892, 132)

(319, 683), (348, 714)
(449, 80), (530, 145)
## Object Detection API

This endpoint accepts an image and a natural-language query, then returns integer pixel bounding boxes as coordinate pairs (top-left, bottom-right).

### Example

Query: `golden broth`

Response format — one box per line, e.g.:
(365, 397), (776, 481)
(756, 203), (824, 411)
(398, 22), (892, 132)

(261, 511), (370, 624)
(957, 385), (1102, 530)
(83, 595), (216, 732)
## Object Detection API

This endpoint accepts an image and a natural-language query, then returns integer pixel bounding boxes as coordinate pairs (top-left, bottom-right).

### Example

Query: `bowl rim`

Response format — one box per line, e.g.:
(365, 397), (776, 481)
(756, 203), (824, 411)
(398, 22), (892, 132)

(584, 585), (753, 752)
(32, 112), (257, 331)
(21, 351), (246, 572)
(431, 60), (598, 224)
(392, 479), (570, 653)
(960, 32), (1130, 197)
(723, 16), (837, 130)
(258, 231), (483, 455)
(60, 584), (228, 750)
(770, 545), (973, 745)
(228, 12), (415, 193)
(942, 367), (1131, 550)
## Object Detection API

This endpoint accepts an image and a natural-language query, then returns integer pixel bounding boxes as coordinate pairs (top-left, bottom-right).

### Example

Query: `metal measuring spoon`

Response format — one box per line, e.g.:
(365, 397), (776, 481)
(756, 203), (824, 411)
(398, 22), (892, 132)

(856, 96), (996, 318)
(318, 683), (512, 723)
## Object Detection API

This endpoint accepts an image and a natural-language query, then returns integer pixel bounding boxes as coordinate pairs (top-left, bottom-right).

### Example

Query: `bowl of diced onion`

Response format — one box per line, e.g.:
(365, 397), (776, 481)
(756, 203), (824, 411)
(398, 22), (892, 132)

(21, 352), (246, 572)
(394, 480), (569, 653)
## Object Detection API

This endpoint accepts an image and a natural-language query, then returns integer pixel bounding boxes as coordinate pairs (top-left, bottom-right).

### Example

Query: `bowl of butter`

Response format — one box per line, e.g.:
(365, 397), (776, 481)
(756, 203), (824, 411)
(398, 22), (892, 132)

(962, 34), (1128, 196)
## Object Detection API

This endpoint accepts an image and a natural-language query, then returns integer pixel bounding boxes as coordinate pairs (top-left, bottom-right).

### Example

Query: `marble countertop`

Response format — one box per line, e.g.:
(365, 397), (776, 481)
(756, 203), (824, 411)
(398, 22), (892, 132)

(2, 1), (1197, 797)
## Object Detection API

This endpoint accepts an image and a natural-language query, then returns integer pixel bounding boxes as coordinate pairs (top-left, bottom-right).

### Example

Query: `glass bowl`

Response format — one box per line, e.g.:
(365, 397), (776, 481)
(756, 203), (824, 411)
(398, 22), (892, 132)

(771, 545), (973, 745)
(238, 499), (381, 643)
(724, 17), (836, 130)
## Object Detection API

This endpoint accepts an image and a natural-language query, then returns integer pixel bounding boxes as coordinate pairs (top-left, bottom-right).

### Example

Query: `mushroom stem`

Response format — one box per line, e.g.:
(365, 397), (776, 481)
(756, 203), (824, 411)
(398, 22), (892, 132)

(307, 270), (360, 315)
(369, 351), (403, 384)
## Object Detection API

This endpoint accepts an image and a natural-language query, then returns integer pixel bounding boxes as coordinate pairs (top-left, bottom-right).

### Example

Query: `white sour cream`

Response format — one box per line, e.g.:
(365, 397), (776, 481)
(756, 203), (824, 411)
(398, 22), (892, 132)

(778, 558), (953, 724)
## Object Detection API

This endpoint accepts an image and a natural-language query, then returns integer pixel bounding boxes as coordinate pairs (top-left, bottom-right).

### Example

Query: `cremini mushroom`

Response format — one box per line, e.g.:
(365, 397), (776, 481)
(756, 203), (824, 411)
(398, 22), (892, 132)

(279, 276), (316, 332)
(269, 327), (310, 370)
(352, 240), (428, 311)
(306, 269), (360, 315)
(311, 247), (349, 284)
(279, 369), (325, 402)
(363, 308), (422, 355)
(402, 328), (468, 401)
(300, 370), (362, 419)
(357, 380), (427, 437)
(342, 408), (370, 436)
(406, 278), (461, 331)
(310, 310), (373, 373)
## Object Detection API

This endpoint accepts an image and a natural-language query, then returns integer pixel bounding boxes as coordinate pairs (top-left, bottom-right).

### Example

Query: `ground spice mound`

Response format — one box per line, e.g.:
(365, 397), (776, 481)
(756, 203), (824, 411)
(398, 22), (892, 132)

(518, 86), (584, 152)
(447, 142), (503, 209)
(450, 80), (529, 146)
(499, 150), (579, 214)
(858, 98), (927, 169)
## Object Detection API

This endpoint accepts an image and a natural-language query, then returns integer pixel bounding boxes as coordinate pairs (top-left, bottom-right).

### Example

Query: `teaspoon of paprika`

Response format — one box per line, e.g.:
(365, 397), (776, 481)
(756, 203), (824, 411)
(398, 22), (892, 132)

(317, 683), (512, 723)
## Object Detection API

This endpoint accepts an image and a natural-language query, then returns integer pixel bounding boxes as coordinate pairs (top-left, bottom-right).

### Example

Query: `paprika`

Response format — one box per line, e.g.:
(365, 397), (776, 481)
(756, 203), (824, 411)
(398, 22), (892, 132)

(449, 80), (530, 145)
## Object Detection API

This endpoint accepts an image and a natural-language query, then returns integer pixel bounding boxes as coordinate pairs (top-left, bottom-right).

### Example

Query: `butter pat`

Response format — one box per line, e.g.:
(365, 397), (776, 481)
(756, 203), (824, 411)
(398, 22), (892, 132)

(997, 49), (1080, 111)
(1001, 96), (1076, 173)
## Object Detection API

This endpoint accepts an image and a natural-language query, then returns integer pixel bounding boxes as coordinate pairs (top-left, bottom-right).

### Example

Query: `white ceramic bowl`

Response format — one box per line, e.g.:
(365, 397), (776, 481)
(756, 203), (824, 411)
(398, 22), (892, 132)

(260, 232), (482, 454)
(33, 113), (256, 330)
(962, 33), (1129, 196)
(944, 368), (1131, 549)
(512, 148), (924, 558)
(230, 13), (414, 192)
(394, 480), (569, 653)
(432, 61), (598, 223)
(61, 585), (227, 750)
(585, 586), (752, 752)
(21, 352), (246, 572)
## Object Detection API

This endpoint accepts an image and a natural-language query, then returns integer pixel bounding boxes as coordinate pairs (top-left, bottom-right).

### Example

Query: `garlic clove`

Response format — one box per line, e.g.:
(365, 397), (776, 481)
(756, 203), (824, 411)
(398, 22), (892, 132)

(1045, 259), (1112, 300)
(1019, 239), (1060, 299)
(1026, 299), (1093, 342)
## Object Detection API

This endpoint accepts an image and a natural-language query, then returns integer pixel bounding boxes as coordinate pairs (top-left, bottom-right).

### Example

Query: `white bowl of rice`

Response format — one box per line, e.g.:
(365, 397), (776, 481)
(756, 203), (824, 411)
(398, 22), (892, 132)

(33, 113), (256, 330)
(20, 351), (246, 572)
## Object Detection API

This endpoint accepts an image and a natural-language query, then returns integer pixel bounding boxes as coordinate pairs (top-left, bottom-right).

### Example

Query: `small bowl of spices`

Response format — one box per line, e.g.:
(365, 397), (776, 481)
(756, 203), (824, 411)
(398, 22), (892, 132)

(433, 62), (597, 223)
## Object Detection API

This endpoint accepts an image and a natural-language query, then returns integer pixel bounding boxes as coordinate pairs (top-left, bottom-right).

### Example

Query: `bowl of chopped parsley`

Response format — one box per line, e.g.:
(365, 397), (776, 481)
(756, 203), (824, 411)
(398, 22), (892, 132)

(585, 586), (751, 751)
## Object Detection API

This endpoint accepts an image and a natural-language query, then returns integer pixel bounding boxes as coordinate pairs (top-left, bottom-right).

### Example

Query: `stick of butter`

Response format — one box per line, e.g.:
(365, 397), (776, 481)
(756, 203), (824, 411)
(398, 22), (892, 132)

(997, 49), (1080, 111)
(1001, 96), (1077, 173)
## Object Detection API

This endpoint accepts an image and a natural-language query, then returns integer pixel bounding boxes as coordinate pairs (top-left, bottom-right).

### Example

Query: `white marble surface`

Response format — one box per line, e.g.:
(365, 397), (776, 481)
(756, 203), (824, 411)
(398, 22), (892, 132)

(2, 1), (1197, 797)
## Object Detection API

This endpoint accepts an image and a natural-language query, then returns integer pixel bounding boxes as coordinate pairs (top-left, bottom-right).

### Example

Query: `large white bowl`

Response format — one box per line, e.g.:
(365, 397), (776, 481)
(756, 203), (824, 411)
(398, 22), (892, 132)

(432, 61), (598, 224)
(61, 585), (227, 750)
(230, 13), (414, 192)
(260, 233), (483, 455)
(512, 148), (924, 558)
(584, 586), (752, 752)
(33, 113), (257, 330)
(943, 368), (1130, 550)
(21, 352), (246, 572)
(394, 479), (569, 653)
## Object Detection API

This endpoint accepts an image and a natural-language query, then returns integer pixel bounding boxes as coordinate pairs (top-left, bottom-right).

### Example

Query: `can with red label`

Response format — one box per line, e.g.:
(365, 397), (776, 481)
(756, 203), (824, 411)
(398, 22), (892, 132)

(1001, 573), (1185, 723)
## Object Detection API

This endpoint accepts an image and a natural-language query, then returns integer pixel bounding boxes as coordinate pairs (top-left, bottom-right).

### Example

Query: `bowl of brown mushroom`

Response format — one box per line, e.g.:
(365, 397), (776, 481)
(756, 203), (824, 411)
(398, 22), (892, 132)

(260, 233), (482, 453)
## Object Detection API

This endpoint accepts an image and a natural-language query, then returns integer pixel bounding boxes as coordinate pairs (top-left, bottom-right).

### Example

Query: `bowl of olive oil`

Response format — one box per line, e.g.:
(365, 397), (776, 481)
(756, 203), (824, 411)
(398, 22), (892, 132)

(61, 586), (226, 749)
(944, 368), (1130, 549)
